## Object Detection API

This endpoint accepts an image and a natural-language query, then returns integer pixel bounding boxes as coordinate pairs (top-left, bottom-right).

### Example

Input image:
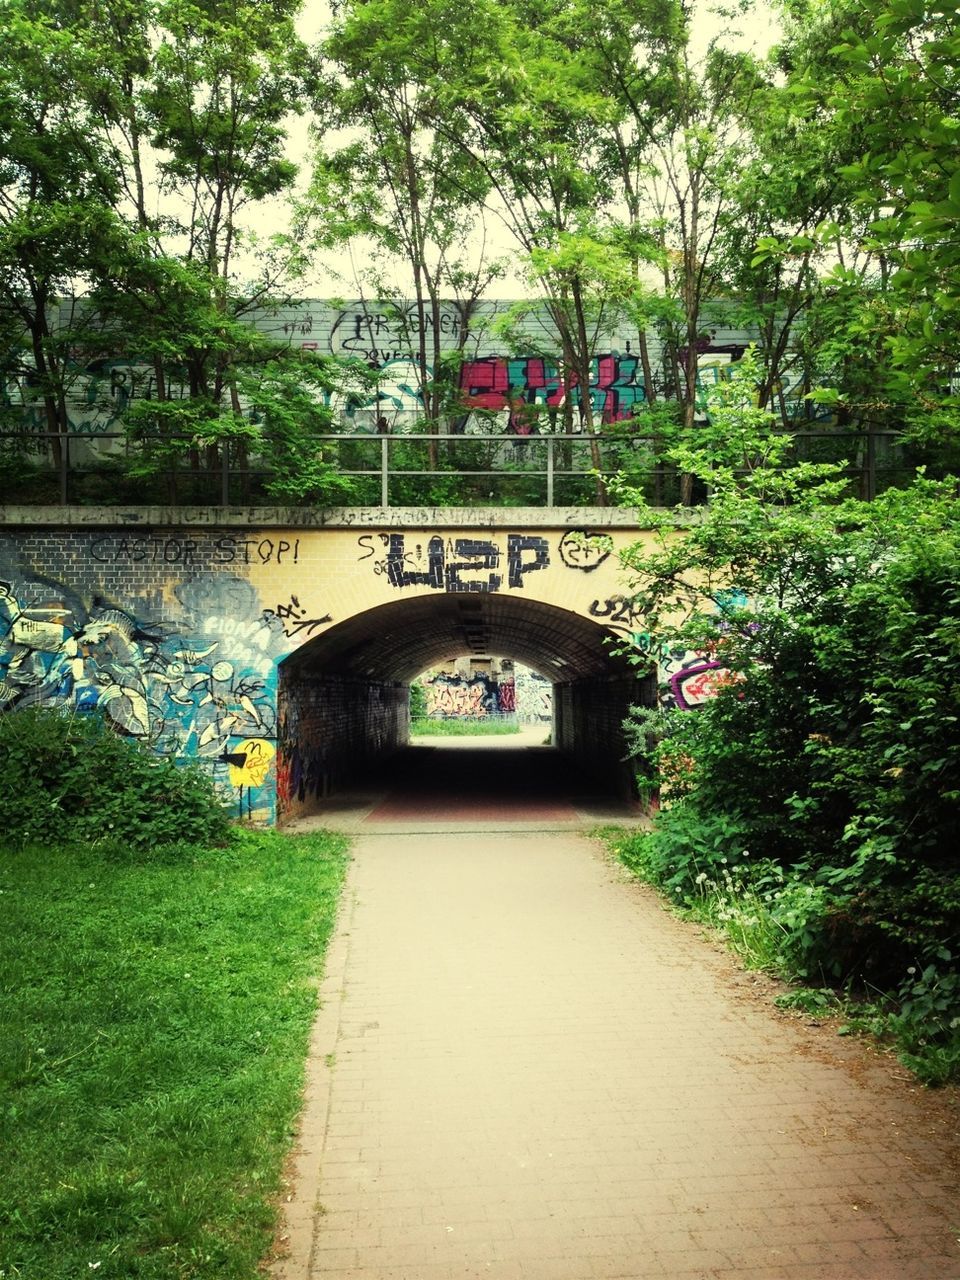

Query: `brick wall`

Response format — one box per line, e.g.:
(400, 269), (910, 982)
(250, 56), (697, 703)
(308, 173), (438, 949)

(1, 510), (660, 822)
(0, 526), (290, 822)
(555, 673), (656, 798)
(277, 673), (408, 822)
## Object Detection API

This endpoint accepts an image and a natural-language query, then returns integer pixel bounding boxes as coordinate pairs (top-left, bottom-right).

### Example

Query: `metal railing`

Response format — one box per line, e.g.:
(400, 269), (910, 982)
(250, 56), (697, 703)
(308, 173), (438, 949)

(0, 428), (908, 508)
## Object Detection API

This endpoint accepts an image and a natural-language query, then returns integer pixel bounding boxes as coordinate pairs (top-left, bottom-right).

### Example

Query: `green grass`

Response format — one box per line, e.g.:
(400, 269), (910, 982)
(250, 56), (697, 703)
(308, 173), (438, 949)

(0, 828), (348, 1280)
(410, 717), (521, 736)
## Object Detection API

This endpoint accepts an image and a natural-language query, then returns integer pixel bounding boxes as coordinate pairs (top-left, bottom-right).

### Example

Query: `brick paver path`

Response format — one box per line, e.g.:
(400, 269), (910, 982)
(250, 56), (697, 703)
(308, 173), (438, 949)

(275, 831), (959, 1280)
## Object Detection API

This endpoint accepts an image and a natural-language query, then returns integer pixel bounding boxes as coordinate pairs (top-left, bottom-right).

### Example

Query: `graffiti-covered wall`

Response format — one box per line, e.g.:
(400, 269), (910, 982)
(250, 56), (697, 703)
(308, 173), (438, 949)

(0, 299), (822, 443)
(0, 506), (663, 821)
(0, 533), (292, 821)
(421, 669), (515, 720)
(416, 659), (552, 723)
(515, 667), (552, 723)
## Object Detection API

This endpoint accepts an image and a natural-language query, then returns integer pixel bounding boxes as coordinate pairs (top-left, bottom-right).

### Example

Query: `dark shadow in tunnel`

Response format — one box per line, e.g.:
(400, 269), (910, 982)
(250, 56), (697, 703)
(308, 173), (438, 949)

(361, 737), (638, 825)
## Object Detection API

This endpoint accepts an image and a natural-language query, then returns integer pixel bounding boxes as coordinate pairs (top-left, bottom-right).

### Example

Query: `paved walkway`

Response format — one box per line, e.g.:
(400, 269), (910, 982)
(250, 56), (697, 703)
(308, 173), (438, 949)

(274, 812), (959, 1278)
(281, 733), (646, 836)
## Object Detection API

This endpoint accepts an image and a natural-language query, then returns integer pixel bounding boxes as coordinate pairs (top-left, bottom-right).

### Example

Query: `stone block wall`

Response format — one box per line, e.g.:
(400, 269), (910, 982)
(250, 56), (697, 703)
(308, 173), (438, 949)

(554, 673), (656, 798)
(277, 672), (407, 822)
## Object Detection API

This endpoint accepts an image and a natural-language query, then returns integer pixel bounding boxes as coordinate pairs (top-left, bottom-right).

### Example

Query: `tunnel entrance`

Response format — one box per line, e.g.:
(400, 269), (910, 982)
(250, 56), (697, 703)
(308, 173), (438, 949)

(275, 593), (655, 825)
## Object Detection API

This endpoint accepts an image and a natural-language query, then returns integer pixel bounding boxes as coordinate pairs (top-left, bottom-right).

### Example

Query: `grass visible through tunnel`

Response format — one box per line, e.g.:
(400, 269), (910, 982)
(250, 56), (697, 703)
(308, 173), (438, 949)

(410, 717), (521, 736)
(0, 828), (348, 1280)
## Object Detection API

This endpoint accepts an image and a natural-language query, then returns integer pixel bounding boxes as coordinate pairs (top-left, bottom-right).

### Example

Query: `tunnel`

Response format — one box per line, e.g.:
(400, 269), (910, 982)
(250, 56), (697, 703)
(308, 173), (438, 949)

(275, 592), (656, 823)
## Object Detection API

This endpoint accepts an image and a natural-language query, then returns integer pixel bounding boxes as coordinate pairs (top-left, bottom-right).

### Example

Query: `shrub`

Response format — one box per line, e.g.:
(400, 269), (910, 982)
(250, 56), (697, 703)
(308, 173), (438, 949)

(616, 802), (756, 904)
(0, 707), (231, 852)
(408, 681), (427, 719)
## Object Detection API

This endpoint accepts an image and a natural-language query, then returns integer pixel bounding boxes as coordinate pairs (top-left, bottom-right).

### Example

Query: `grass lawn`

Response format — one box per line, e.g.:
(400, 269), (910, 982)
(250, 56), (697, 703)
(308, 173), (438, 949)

(410, 717), (520, 736)
(0, 828), (348, 1280)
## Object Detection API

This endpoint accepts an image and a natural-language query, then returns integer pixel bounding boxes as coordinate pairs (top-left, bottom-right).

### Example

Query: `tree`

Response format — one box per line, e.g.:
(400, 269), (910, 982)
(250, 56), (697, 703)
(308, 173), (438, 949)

(613, 351), (960, 896)
(0, 0), (129, 485)
(311, 0), (501, 454)
(1, 0), (347, 503)
(109, 0), (315, 486)
(575, 1), (764, 429)
(753, 0), (960, 465)
(417, 0), (641, 495)
(713, 2), (874, 428)
(424, 0), (769, 499)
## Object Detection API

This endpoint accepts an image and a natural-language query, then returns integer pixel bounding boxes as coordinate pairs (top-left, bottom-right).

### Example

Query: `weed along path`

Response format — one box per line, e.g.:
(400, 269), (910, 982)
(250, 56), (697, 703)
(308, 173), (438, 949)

(272, 828), (960, 1280)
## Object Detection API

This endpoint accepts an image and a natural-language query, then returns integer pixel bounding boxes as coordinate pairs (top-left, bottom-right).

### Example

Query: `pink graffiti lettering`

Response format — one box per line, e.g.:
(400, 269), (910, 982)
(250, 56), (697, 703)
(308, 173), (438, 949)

(669, 660), (731, 710)
(459, 354), (646, 432)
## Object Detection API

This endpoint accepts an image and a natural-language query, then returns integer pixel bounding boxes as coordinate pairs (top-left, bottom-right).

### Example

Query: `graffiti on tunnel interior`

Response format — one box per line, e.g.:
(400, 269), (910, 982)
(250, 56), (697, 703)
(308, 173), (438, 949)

(515, 668), (552, 722)
(0, 570), (287, 820)
(357, 533), (550, 592)
(422, 670), (515, 718)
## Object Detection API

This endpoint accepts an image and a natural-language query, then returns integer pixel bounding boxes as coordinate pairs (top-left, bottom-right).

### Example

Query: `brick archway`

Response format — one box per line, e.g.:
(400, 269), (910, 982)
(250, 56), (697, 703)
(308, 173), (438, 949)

(275, 591), (653, 822)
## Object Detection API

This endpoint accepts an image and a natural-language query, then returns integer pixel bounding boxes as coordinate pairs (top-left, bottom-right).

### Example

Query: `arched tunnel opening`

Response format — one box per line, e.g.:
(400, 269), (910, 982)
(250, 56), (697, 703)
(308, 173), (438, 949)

(275, 592), (656, 824)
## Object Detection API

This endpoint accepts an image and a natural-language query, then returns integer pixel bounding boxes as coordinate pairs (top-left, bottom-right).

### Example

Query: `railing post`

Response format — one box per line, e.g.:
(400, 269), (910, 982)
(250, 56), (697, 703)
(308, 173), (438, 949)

(59, 431), (69, 505)
(381, 434), (390, 508)
(221, 443), (230, 506)
(864, 429), (877, 501)
(546, 436), (554, 506)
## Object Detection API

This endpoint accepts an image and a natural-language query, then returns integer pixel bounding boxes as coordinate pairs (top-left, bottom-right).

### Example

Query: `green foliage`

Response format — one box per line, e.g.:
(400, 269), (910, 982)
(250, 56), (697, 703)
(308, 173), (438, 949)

(5, 0), (960, 501)
(616, 361), (960, 878)
(241, 356), (362, 505)
(0, 826), (348, 1278)
(609, 357), (960, 1082)
(409, 717), (519, 736)
(0, 708), (231, 852)
(408, 681), (427, 719)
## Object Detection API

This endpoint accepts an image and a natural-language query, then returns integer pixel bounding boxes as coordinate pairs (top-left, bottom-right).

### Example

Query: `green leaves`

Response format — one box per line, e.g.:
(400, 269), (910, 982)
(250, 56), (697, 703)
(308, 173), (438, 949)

(616, 353), (960, 883)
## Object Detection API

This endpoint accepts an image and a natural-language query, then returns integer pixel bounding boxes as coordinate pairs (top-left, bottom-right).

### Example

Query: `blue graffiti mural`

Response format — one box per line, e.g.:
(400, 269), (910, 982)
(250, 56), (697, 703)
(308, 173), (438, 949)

(0, 571), (287, 820)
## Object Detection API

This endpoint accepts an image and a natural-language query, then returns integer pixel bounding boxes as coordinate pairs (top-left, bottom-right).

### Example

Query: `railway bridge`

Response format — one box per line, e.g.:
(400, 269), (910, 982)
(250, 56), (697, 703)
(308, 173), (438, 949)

(0, 503), (667, 823)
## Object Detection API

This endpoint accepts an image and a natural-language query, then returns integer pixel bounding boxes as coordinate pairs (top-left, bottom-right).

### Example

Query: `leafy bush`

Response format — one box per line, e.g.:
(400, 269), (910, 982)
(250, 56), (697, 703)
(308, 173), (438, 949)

(610, 362), (960, 1081)
(614, 803), (756, 904)
(408, 681), (428, 719)
(0, 707), (231, 852)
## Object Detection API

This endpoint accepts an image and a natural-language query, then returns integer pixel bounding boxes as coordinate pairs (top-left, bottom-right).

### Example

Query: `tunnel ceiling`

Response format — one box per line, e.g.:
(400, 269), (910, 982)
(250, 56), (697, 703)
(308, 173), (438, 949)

(280, 594), (635, 683)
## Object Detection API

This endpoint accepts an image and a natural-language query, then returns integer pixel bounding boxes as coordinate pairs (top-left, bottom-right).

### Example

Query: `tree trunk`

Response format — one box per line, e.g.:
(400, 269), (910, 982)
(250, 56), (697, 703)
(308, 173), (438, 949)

(570, 278), (606, 506)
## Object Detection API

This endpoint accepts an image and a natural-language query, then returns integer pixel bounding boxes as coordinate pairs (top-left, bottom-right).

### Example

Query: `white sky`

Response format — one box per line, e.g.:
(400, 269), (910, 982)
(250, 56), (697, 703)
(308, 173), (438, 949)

(244, 0), (782, 299)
